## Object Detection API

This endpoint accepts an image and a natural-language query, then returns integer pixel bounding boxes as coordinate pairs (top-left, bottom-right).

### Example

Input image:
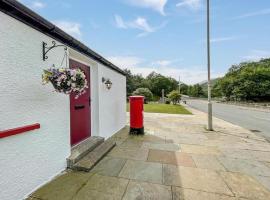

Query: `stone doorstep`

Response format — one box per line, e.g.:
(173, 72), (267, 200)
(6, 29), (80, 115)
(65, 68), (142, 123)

(72, 140), (116, 172)
(67, 136), (104, 168)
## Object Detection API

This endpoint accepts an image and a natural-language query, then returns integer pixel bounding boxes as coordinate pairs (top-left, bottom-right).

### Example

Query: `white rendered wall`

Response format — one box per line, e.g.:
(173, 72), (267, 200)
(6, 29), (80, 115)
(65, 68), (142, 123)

(98, 64), (126, 139)
(0, 12), (70, 200)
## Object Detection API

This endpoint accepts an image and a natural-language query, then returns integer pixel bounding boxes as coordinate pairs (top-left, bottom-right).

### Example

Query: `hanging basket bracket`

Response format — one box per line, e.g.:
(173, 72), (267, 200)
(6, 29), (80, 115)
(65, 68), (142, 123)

(42, 41), (67, 61)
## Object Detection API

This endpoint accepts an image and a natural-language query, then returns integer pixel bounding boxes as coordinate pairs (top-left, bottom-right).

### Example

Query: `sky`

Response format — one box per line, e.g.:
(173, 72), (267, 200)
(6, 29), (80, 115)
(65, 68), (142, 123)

(20, 0), (270, 84)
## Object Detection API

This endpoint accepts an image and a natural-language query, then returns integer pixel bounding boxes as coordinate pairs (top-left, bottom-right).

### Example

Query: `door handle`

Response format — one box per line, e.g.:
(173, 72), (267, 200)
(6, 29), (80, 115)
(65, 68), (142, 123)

(75, 105), (85, 110)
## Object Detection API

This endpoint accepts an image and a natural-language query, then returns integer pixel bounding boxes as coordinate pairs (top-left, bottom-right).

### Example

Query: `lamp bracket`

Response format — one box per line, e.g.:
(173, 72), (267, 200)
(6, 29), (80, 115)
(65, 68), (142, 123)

(42, 41), (67, 61)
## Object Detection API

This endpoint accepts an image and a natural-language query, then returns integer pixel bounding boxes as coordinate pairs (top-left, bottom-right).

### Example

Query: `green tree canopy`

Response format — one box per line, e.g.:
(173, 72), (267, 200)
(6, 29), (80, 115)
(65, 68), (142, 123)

(132, 88), (153, 103)
(213, 58), (270, 101)
(167, 90), (181, 105)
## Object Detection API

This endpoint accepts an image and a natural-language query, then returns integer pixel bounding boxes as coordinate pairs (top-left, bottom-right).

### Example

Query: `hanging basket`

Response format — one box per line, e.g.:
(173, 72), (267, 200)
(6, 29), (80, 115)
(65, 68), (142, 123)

(42, 67), (88, 98)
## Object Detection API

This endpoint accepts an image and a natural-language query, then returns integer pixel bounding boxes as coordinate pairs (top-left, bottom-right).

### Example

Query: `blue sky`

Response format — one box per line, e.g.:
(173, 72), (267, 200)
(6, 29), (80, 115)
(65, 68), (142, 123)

(20, 0), (270, 84)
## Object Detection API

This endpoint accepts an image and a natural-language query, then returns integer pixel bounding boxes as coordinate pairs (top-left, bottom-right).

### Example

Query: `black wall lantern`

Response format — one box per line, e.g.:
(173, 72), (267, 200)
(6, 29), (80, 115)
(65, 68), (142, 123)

(102, 77), (112, 90)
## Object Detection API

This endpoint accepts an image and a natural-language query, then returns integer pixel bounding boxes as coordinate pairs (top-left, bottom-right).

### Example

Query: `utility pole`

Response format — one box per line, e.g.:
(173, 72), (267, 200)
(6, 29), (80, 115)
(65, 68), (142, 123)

(207, 0), (213, 130)
(178, 76), (181, 94)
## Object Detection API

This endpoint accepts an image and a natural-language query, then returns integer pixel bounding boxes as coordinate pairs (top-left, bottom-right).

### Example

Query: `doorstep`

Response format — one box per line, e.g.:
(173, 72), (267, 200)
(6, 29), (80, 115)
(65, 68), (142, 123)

(67, 136), (104, 168)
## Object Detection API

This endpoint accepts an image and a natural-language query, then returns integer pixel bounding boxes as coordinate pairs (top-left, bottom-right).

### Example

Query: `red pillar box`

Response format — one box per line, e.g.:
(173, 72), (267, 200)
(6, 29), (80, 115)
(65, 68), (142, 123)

(129, 96), (144, 134)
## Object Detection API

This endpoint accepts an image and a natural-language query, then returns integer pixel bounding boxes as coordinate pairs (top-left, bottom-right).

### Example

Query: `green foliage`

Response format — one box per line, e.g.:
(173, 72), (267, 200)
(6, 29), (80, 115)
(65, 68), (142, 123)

(146, 72), (178, 97)
(213, 58), (270, 101)
(132, 88), (153, 103)
(124, 69), (179, 98)
(187, 84), (205, 97)
(167, 90), (181, 104)
(179, 83), (188, 95)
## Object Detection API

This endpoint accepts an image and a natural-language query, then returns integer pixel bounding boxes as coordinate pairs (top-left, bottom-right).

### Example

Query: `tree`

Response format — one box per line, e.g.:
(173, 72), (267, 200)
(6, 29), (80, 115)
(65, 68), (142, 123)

(187, 84), (205, 97)
(147, 71), (178, 97)
(180, 83), (188, 95)
(215, 58), (270, 101)
(167, 90), (181, 105)
(132, 88), (153, 103)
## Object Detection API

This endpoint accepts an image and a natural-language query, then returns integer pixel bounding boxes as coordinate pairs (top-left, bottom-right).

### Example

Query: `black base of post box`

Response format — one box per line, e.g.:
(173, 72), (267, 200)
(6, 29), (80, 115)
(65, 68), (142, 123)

(129, 127), (144, 135)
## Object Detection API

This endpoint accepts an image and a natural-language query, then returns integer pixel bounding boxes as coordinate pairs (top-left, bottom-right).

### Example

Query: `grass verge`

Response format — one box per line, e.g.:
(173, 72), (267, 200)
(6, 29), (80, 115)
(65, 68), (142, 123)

(127, 103), (192, 114)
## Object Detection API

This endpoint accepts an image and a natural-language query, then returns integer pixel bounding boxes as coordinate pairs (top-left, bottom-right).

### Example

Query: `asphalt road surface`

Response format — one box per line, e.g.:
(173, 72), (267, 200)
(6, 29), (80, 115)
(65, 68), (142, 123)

(186, 99), (270, 141)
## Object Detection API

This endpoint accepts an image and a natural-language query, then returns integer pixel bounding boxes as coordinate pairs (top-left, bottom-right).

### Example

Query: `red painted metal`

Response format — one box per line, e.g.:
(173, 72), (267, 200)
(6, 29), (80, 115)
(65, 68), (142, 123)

(70, 59), (91, 146)
(0, 123), (40, 139)
(129, 96), (144, 129)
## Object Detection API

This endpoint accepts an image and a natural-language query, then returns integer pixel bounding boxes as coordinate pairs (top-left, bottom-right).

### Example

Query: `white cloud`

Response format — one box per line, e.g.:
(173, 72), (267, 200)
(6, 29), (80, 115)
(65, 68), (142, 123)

(127, 0), (167, 15)
(176, 0), (202, 11)
(115, 15), (127, 29)
(107, 55), (222, 84)
(114, 15), (165, 37)
(234, 8), (270, 19)
(243, 50), (270, 61)
(107, 56), (143, 68)
(210, 36), (236, 43)
(53, 20), (82, 39)
(153, 60), (173, 66)
(21, 0), (46, 9)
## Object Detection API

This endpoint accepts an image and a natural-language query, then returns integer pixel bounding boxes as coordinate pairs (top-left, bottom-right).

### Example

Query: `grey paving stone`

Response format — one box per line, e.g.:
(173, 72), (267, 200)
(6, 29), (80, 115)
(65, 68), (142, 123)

(254, 175), (270, 191)
(119, 160), (163, 184)
(142, 142), (180, 151)
(172, 187), (236, 200)
(83, 174), (129, 196)
(108, 146), (149, 161)
(218, 156), (270, 177)
(220, 172), (270, 200)
(122, 180), (172, 200)
(30, 171), (93, 200)
(74, 189), (122, 200)
(163, 164), (233, 196)
(192, 155), (226, 171)
(91, 156), (127, 177)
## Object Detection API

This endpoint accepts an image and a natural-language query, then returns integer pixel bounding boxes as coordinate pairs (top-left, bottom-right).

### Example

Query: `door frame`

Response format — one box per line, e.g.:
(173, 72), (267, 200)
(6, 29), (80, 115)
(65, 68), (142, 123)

(69, 58), (91, 146)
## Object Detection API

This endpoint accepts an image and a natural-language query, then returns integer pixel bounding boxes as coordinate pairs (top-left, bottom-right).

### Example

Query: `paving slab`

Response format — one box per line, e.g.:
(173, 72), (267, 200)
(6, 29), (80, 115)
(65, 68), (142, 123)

(263, 161), (270, 169)
(181, 144), (221, 155)
(220, 148), (270, 162)
(122, 180), (172, 200)
(91, 156), (127, 177)
(118, 139), (143, 148)
(119, 160), (163, 184)
(163, 164), (233, 196)
(74, 189), (122, 200)
(192, 155), (226, 171)
(148, 149), (195, 167)
(108, 146), (149, 161)
(30, 171), (93, 200)
(220, 172), (270, 200)
(142, 142), (180, 151)
(254, 176), (270, 191)
(81, 174), (129, 197)
(172, 187), (236, 200)
(218, 156), (270, 177)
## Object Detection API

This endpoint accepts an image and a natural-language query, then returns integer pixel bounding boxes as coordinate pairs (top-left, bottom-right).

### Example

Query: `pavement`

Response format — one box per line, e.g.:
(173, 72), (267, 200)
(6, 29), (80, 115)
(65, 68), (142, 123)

(28, 107), (270, 200)
(186, 99), (270, 141)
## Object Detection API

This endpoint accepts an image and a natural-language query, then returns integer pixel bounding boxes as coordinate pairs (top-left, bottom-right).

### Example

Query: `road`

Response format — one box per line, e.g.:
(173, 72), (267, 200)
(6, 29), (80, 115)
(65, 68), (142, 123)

(186, 99), (270, 141)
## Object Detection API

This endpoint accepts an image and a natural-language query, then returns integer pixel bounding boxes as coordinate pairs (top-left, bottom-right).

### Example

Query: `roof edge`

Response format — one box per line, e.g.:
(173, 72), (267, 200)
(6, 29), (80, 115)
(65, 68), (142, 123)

(0, 0), (126, 76)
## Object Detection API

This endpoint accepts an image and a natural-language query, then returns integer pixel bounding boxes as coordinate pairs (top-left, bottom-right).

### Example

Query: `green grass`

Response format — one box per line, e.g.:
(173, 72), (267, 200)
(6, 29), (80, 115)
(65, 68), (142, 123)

(127, 103), (192, 114)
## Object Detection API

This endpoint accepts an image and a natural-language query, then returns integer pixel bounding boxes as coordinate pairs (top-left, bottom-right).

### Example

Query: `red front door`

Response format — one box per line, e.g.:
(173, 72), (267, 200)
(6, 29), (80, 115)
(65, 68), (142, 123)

(70, 59), (91, 146)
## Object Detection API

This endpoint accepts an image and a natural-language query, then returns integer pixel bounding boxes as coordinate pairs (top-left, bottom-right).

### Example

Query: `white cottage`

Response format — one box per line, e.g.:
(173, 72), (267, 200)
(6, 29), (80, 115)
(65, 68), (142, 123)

(0, 1), (126, 200)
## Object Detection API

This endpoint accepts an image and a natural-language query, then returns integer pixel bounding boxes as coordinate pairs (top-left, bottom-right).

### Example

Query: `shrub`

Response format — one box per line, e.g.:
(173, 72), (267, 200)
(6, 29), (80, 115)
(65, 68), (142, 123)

(165, 98), (171, 104)
(167, 90), (181, 105)
(132, 88), (153, 103)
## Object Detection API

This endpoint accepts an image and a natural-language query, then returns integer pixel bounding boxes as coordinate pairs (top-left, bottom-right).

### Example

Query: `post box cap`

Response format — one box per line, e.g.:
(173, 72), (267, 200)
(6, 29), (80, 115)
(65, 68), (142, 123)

(129, 96), (144, 99)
